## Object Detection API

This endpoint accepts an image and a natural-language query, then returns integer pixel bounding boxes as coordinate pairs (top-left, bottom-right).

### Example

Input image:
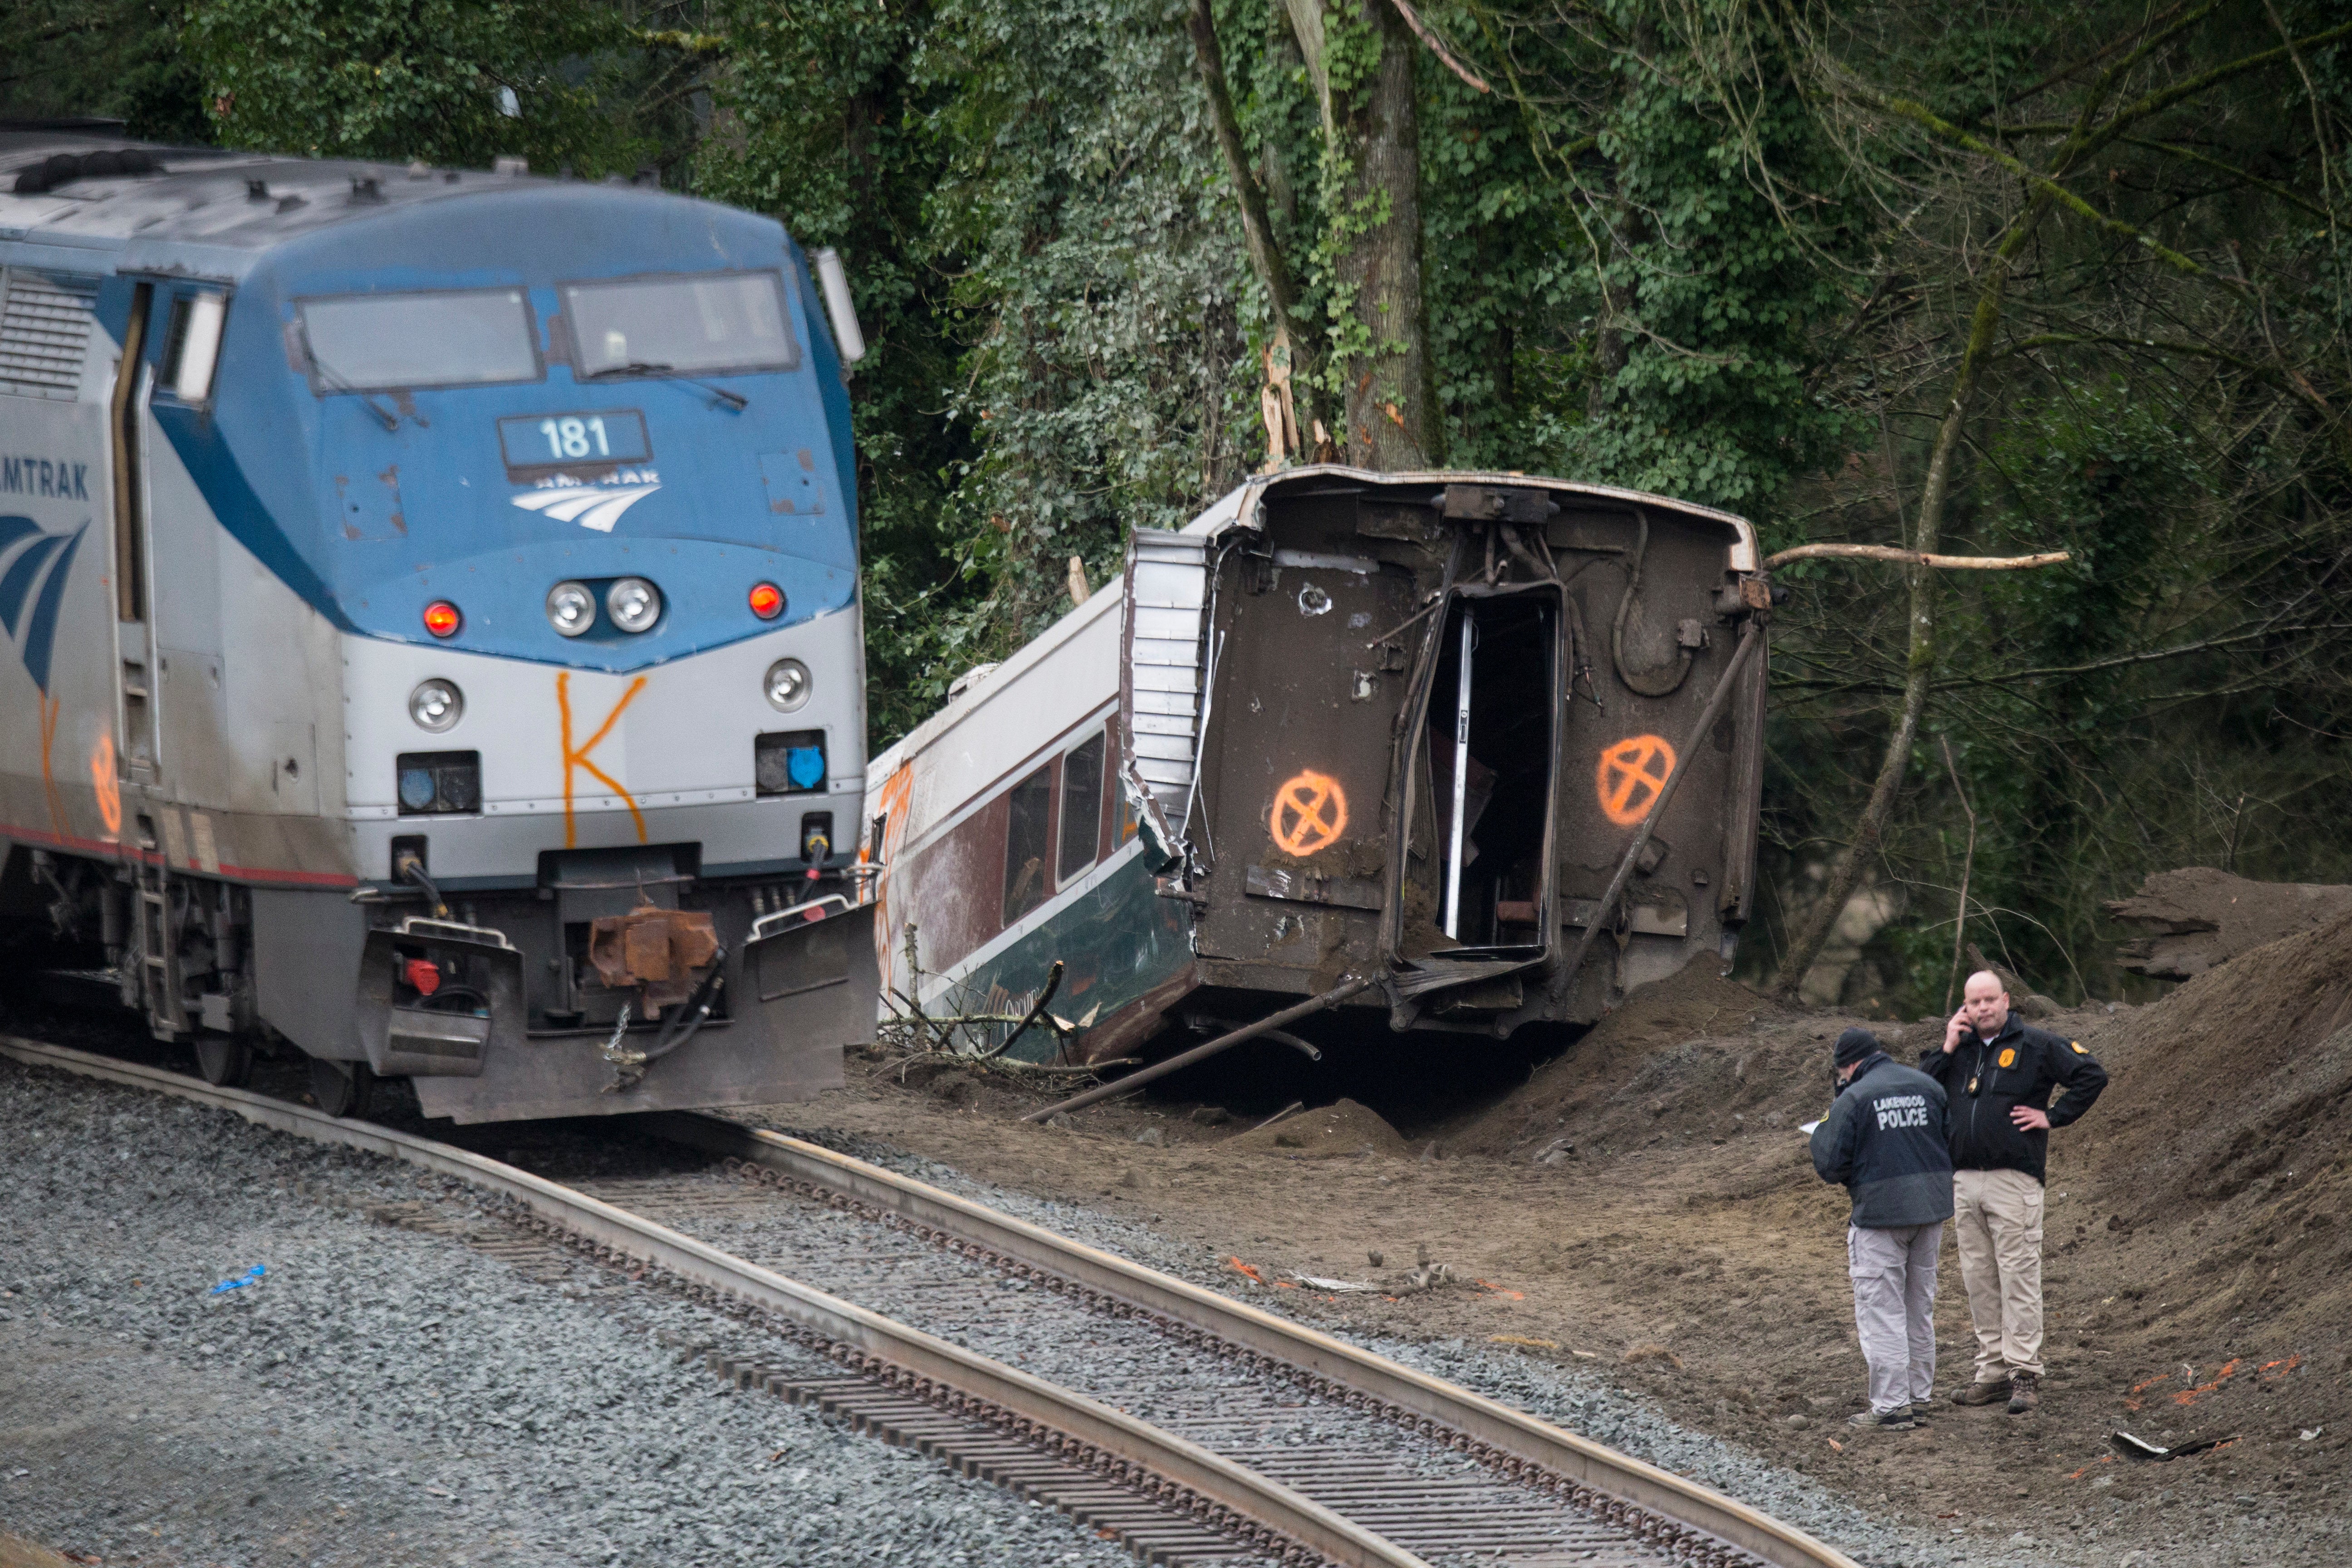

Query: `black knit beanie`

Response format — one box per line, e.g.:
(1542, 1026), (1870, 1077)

(1833, 1027), (1881, 1069)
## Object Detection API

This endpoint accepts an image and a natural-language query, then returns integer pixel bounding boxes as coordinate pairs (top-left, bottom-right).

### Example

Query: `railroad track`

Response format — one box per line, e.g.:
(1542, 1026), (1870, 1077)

(0, 1035), (1859, 1568)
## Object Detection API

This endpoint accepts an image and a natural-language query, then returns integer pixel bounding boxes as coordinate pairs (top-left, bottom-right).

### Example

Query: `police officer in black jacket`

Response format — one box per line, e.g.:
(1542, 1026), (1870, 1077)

(1918, 970), (2108, 1414)
(1810, 1028), (1954, 1430)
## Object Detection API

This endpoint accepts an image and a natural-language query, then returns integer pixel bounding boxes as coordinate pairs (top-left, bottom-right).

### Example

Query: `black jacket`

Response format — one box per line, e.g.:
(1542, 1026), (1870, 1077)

(1809, 1053), (1956, 1229)
(1918, 1015), (2107, 1184)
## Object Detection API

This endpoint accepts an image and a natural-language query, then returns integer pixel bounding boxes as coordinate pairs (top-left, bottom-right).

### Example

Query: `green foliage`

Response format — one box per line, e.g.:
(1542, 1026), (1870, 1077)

(184, 0), (676, 174)
(6, 0), (212, 143)
(912, 0), (1256, 637)
(691, 0), (977, 741)
(1548, 6), (1863, 514)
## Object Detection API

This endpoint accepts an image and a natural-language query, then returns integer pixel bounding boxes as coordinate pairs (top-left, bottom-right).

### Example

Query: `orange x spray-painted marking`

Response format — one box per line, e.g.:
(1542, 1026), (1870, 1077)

(1269, 769), (1348, 856)
(1596, 734), (1676, 827)
(557, 672), (649, 848)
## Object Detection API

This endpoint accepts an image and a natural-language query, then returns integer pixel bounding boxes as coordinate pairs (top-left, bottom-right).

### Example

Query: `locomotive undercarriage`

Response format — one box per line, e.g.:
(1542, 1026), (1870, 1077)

(2, 839), (868, 1122)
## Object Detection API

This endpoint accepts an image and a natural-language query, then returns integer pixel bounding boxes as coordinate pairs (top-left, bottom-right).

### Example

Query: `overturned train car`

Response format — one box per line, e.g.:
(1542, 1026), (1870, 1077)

(863, 468), (1769, 1063)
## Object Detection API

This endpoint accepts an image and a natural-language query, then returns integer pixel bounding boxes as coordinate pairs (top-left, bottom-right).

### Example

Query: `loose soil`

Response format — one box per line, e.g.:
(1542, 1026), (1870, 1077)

(1219, 1097), (1415, 1159)
(0, 1536), (71, 1568)
(782, 891), (2352, 1563)
(2106, 866), (2352, 981)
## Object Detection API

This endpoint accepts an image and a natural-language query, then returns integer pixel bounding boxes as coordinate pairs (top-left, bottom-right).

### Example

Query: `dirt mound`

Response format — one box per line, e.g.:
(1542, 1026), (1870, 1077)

(1222, 1097), (1411, 1158)
(2106, 866), (2352, 980)
(2086, 908), (2352, 1217)
(1440, 955), (1803, 1158)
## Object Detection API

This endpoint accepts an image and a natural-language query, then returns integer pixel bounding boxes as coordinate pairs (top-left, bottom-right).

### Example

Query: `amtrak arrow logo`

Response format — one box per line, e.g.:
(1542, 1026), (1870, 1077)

(510, 482), (660, 534)
(0, 515), (86, 695)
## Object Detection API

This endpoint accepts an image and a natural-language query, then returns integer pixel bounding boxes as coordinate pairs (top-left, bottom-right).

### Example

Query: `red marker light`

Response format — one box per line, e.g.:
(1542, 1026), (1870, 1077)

(422, 600), (462, 638)
(748, 582), (785, 620)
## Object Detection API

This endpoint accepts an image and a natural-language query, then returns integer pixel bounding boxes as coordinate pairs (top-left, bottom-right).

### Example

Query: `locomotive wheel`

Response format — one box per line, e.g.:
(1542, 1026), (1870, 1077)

(193, 1032), (253, 1088)
(309, 1057), (374, 1119)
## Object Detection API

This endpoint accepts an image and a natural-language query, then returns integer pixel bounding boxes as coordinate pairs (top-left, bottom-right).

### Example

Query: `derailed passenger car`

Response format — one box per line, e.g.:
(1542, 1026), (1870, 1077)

(865, 468), (1769, 1063)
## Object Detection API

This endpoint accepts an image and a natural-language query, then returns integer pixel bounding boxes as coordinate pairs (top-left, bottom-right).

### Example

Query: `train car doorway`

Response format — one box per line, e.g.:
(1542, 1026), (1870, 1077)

(1405, 586), (1560, 959)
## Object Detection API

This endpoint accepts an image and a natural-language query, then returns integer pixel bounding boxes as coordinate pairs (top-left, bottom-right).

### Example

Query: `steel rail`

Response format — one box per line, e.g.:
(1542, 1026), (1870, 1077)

(645, 1110), (1862, 1568)
(0, 1037), (1423, 1568)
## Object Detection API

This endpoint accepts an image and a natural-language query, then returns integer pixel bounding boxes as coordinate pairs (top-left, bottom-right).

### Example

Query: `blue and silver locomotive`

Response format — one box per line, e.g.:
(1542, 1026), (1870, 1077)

(0, 126), (877, 1121)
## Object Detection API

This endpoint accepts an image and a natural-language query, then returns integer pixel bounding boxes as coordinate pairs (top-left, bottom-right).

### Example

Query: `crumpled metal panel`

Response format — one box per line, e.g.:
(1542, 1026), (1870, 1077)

(1119, 529), (1210, 845)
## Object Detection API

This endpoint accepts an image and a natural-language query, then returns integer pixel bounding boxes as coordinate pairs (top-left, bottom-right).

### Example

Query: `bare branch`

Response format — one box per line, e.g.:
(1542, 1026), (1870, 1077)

(1765, 544), (2072, 571)
(1387, 0), (1490, 93)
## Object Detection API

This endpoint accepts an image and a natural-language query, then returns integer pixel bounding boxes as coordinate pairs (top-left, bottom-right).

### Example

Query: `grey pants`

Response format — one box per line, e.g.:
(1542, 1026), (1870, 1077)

(1847, 1222), (1942, 1414)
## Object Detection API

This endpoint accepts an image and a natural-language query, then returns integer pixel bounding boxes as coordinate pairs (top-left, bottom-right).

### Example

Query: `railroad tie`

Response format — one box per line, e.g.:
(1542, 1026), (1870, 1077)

(698, 1356), (1252, 1565)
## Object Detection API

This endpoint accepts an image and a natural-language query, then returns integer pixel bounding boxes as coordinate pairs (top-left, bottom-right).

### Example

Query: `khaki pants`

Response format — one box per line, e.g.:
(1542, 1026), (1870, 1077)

(1952, 1167), (2045, 1381)
(1848, 1222), (1940, 1414)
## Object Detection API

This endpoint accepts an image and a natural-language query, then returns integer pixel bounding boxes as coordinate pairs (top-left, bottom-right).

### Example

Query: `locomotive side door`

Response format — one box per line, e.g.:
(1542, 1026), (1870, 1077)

(108, 281), (160, 788)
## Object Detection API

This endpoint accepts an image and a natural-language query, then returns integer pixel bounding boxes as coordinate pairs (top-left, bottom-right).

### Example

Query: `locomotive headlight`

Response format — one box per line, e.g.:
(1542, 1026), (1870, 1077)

(546, 580), (595, 637)
(607, 577), (662, 633)
(408, 678), (464, 732)
(764, 658), (812, 712)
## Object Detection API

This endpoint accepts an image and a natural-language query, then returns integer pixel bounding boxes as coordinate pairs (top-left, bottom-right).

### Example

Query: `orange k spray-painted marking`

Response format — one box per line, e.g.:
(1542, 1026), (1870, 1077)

(37, 694), (64, 836)
(557, 672), (650, 848)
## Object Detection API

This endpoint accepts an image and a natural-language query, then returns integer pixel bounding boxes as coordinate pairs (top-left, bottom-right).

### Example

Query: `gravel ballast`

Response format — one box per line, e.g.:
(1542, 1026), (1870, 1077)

(10, 1050), (2309, 1568)
(748, 1117), (2329, 1568)
(0, 1059), (1138, 1568)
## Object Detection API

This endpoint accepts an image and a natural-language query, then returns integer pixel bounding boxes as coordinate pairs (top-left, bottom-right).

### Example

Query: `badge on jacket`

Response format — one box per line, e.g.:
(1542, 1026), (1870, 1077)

(1997, 1047), (2017, 1068)
(2071, 1041), (2087, 1053)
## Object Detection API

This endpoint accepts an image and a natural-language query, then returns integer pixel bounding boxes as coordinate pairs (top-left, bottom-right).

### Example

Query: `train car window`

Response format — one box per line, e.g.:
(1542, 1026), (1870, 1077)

(297, 289), (540, 391)
(1057, 730), (1105, 884)
(157, 292), (226, 403)
(1002, 764), (1053, 927)
(564, 271), (799, 378)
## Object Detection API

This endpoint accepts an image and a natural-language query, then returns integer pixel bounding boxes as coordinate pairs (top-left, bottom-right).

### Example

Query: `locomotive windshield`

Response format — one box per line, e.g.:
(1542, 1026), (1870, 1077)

(564, 271), (798, 378)
(297, 288), (540, 391)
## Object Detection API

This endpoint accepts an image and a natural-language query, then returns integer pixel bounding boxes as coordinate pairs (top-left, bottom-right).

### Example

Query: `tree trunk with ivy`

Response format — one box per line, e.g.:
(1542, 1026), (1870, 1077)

(1319, 0), (1436, 468)
(1203, 0), (1436, 470)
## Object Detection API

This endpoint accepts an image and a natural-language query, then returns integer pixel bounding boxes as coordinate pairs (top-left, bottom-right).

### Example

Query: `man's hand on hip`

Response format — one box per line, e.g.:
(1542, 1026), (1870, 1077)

(2011, 1106), (2051, 1132)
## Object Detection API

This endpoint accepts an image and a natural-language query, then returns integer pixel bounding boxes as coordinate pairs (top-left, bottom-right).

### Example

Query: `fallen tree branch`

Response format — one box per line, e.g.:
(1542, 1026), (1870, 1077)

(1765, 544), (2072, 571)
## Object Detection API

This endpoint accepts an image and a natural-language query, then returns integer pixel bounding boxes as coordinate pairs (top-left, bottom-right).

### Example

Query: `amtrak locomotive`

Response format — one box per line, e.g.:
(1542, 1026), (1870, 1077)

(0, 127), (878, 1121)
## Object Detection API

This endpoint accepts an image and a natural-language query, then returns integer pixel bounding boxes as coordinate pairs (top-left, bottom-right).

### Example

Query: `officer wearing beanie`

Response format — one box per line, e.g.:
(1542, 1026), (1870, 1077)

(1809, 1027), (1954, 1431)
(1921, 970), (2107, 1414)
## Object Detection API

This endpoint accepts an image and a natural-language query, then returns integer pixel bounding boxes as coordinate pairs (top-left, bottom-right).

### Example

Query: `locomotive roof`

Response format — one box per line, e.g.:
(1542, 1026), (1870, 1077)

(0, 127), (713, 279)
